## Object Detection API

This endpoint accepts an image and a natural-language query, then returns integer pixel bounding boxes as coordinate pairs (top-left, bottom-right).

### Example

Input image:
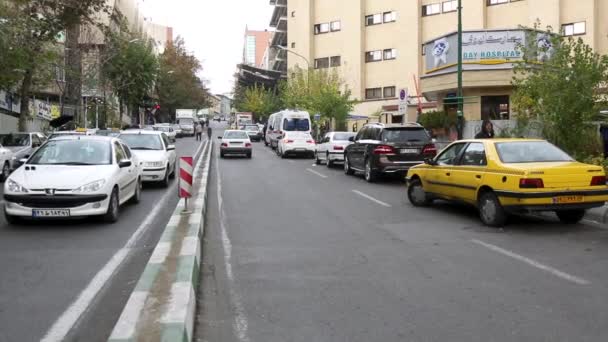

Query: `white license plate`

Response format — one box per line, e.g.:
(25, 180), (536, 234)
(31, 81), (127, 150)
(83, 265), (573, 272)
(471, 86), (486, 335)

(400, 148), (419, 154)
(32, 209), (70, 217)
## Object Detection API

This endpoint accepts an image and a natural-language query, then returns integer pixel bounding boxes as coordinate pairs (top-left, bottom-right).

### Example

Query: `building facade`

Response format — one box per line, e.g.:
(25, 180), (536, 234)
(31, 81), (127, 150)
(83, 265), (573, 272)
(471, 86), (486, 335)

(286, 0), (608, 126)
(243, 28), (274, 68)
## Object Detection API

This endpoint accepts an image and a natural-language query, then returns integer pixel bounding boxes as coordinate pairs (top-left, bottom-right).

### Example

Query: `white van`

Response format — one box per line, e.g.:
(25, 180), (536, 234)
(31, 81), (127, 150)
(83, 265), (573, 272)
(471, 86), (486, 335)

(266, 110), (311, 149)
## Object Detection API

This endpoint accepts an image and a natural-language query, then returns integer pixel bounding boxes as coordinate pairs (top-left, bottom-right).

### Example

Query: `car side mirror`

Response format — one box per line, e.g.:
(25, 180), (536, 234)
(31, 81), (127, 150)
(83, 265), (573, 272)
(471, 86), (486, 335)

(424, 158), (437, 166)
(167, 145), (175, 151)
(118, 159), (132, 168)
(348, 136), (355, 142)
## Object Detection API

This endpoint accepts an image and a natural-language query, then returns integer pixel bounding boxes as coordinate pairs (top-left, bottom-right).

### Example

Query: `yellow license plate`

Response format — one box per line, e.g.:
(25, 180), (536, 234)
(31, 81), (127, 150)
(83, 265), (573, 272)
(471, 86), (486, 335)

(554, 195), (584, 204)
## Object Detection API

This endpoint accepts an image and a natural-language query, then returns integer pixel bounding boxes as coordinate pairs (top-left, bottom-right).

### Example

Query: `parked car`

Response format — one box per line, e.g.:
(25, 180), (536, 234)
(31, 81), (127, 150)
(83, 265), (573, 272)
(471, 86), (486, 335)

(153, 125), (177, 142)
(343, 123), (437, 182)
(118, 130), (177, 186)
(315, 132), (356, 167)
(241, 124), (263, 142)
(277, 131), (316, 158)
(0, 143), (12, 182)
(3, 135), (142, 224)
(406, 139), (608, 227)
(214, 115), (221, 122)
(266, 110), (311, 149)
(219, 130), (252, 158)
(0, 132), (46, 175)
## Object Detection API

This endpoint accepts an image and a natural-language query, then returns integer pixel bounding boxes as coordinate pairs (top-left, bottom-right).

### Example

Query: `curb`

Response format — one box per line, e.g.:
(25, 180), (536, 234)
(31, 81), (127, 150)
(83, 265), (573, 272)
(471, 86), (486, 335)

(584, 205), (608, 225)
(108, 140), (213, 342)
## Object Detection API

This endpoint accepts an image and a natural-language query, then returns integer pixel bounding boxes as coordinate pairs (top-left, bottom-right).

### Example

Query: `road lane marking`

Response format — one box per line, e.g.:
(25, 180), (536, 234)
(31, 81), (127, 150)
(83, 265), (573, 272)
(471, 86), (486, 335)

(41, 140), (208, 342)
(352, 190), (392, 207)
(216, 155), (251, 342)
(471, 239), (590, 285)
(306, 168), (327, 178)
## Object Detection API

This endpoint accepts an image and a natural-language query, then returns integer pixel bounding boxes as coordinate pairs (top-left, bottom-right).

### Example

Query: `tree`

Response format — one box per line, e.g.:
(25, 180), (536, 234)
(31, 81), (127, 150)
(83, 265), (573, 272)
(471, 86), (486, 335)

(1, 0), (112, 130)
(512, 28), (608, 159)
(236, 83), (281, 122)
(156, 37), (209, 122)
(280, 68), (357, 130)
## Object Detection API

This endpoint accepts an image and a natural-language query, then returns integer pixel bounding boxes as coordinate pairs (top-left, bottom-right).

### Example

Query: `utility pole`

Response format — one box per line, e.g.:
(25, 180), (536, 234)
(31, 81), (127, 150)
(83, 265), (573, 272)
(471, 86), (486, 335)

(456, 0), (464, 139)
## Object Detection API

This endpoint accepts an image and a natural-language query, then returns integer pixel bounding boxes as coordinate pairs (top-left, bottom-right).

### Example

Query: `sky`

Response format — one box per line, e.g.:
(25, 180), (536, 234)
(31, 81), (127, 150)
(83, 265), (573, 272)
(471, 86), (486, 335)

(141, 0), (273, 95)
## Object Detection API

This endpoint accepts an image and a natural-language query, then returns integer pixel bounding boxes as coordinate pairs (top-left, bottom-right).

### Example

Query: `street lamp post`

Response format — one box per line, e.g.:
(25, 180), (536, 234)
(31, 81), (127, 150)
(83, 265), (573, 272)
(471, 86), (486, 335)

(456, 0), (464, 139)
(272, 45), (310, 69)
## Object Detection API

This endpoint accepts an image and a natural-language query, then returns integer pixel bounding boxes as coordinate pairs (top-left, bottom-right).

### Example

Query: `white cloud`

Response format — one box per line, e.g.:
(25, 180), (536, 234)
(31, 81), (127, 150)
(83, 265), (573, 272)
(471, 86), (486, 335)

(142, 0), (272, 94)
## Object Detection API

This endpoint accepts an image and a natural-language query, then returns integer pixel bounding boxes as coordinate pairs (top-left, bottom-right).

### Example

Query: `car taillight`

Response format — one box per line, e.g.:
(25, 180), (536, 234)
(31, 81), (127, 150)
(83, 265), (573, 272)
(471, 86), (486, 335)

(285, 139), (294, 143)
(373, 145), (395, 155)
(306, 140), (314, 144)
(519, 178), (544, 189)
(590, 176), (607, 186)
(245, 143), (252, 148)
(221, 143), (228, 147)
(333, 145), (344, 151)
(422, 144), (437, 155)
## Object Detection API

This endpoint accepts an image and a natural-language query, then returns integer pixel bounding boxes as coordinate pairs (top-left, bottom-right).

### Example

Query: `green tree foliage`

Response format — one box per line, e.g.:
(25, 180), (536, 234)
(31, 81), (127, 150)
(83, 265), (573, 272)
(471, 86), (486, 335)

(156, 37), (209, 122)
(512, 28), (608, 159)
(235, 83), (281, 121)
(280, 68), (357, 130)
(103, 32), (159, 118)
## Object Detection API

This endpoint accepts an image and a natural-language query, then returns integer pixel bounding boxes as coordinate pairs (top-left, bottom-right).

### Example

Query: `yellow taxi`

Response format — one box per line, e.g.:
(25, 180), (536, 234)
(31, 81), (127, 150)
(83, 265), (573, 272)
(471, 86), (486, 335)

(406, 139), (608, 226)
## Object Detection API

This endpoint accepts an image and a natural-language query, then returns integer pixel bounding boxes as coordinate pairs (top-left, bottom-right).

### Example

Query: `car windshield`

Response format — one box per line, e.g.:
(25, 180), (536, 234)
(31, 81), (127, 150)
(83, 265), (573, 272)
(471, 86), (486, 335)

(495, 141), (574, 163)
(154, 126), (171, 132)
(0, 134), (30, 147)
(179, 118), (194, 126)
(119, 134), (164, 150)
(224, 131), (249, 139)
(333, 133), (355, 141)
(28, 140), (111, 165)
(244, 126), (258, 131)
(381, 128), (429, 143)
(283, 118), (310, 131)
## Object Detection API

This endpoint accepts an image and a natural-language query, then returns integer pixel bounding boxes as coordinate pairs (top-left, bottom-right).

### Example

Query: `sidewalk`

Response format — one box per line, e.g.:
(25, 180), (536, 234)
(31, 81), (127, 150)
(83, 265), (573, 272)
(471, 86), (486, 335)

(585, 204), (608, 225)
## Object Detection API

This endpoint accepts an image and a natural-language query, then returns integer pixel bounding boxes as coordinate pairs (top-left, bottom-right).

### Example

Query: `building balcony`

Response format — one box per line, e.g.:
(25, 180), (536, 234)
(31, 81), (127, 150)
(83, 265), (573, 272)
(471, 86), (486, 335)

(269, 0), (287, 28)
(271, 30), (287, 48)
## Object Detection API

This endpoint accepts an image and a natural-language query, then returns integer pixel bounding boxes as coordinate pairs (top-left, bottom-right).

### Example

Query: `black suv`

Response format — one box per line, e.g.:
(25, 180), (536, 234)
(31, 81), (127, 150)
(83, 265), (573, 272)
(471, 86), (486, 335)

(343, 123), (437, 182)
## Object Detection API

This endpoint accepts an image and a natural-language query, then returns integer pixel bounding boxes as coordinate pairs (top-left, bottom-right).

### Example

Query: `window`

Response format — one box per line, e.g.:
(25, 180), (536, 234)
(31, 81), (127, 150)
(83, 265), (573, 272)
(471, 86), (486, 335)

(314, 23), (330, 35)
(481, 95), (510, 120)
(330, 56), (341, 67)
(365, 14), (382, 26)
(114, 142), (126, 162)
(121, 143), (132, 159)
(487, 0), (508, 5)
(383, 48), (397, 60)
(365, 88), (382, 99)
(161, 134), (171, 148)
(436, 143), (466, 166)
(442, 0), (457, 12)
(381, 128), (430, 143)
(495, 141), (573, 163)
(383, 11), (397, 23)
(461, 143), (487, 166)
(422, 3), (441, 16)
(314, 57), (329, 69)
(330, 21), (341, 32)
(291, 11), (296, 17)
(562, 21), (586, 36)
(283, 118), (310, 131)
(291, 42), (296, 48)
(383, 86), (396, 98)
(365, 50), (382, 62)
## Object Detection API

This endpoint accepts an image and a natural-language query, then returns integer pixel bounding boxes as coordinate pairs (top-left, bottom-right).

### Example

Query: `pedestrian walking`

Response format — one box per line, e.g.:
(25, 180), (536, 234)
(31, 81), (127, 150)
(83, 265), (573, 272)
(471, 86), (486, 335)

(195, 122), (203, 141)
(207, 125), (212, 140)
(475, 120), (495, 139)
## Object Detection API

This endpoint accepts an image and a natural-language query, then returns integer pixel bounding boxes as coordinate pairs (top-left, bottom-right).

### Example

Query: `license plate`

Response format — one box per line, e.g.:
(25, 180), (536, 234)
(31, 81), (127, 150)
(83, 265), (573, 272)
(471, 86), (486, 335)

(32, 209), (70, 217)
(230, 142), (242, 145)
(400, 148), (419, 154)
(553, 195), (584, 204)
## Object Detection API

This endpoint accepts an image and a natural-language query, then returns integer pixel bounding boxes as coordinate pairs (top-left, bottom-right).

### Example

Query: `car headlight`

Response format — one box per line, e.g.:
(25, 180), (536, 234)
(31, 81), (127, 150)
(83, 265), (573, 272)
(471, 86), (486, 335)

(144, 161), (164, 167)
(73, 179), (106, 194)
(7, 179), (28, 193)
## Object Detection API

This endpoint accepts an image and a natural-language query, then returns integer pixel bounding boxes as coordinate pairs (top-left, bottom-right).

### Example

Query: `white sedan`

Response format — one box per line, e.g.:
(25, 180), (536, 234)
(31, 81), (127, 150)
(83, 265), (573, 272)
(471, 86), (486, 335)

(119, 130), (177, 186)
(277, 132), (316, 159)
(3, 136), (142, 224)
(315, 132), (355, 167)
(219, 130), (252, 158)
(153, 124), (177, 142)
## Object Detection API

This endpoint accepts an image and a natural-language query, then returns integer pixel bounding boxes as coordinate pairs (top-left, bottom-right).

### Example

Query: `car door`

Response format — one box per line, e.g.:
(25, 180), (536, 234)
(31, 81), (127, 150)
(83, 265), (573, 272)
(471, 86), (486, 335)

(351, 127), (373, 169)
(425, 142), (467, 198)
(450, 142), (488, 203)
(113, 141), (133, 202)
(318, 133), (330, 159)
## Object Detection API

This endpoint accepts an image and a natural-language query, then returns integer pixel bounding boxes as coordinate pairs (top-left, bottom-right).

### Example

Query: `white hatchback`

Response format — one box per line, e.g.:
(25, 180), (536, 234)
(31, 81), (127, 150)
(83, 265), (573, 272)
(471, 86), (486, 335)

(315, 132), (356, 167)
(3, 136), (142, 224)
(277, 132), (316, 158)
(119, 130), (177, 186)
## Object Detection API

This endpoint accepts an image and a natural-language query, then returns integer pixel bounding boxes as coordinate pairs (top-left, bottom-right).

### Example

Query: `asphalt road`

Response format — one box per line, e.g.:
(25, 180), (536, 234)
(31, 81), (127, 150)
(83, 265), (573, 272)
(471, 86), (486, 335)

(0, 135), (205, 342)
(196, 125), (608, 342)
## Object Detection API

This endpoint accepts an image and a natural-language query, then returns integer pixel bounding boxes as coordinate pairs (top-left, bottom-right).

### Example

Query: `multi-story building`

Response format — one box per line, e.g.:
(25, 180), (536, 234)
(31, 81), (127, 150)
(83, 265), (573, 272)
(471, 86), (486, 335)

(286, 0), (608, 131)
(269, 0), (288, 73)
(243, 28), (274, 68)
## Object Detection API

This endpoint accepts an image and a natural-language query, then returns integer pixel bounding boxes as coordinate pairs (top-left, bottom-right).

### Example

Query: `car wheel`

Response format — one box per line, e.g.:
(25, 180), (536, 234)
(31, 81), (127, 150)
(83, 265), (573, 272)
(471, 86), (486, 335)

(478, 191), (506, 227)
(169, 162), (176, 179)
(130, 177), (142, 204)
(315, 152), (321, 165)
(161, 165), (170, 187)
(280, 149), (286, 159)
(264, 140), (269, 146)
(103, 188), (120, 223)
(556, 209), (585, 224)
(0, 162), (10, 182)
(344, 155), (354, 175)
(247, 152), (252, 159)
(220, 151), (225, 158)
(407, 179), (431, 207)
(326, 153), (333, 168)
(364, 159), (377, 183)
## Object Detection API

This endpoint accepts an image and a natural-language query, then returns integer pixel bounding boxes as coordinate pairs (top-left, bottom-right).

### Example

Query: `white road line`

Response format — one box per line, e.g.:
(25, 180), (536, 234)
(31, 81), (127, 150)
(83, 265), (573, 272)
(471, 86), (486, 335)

(471, 239), (590, 285)
(306, 168), (327, 178)
(352, 190), (392, 207)
(41, 140), (208, 342)
(216, 156), (251, 342)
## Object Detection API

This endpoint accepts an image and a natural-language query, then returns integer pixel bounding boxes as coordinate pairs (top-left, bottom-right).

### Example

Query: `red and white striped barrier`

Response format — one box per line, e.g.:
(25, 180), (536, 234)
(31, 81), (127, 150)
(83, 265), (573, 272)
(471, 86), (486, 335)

(179, 157), (193, 198)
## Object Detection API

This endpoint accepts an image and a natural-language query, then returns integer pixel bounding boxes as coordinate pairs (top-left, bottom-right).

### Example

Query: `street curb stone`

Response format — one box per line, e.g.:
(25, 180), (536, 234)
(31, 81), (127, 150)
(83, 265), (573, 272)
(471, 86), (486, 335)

(108, 140), (212, 342)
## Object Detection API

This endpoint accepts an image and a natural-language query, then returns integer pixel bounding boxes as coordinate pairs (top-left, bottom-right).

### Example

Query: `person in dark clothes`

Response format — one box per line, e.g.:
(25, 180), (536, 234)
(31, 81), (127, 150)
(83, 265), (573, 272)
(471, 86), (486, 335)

(475, 120), (495, 139)
(207, 125), (212, 140)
